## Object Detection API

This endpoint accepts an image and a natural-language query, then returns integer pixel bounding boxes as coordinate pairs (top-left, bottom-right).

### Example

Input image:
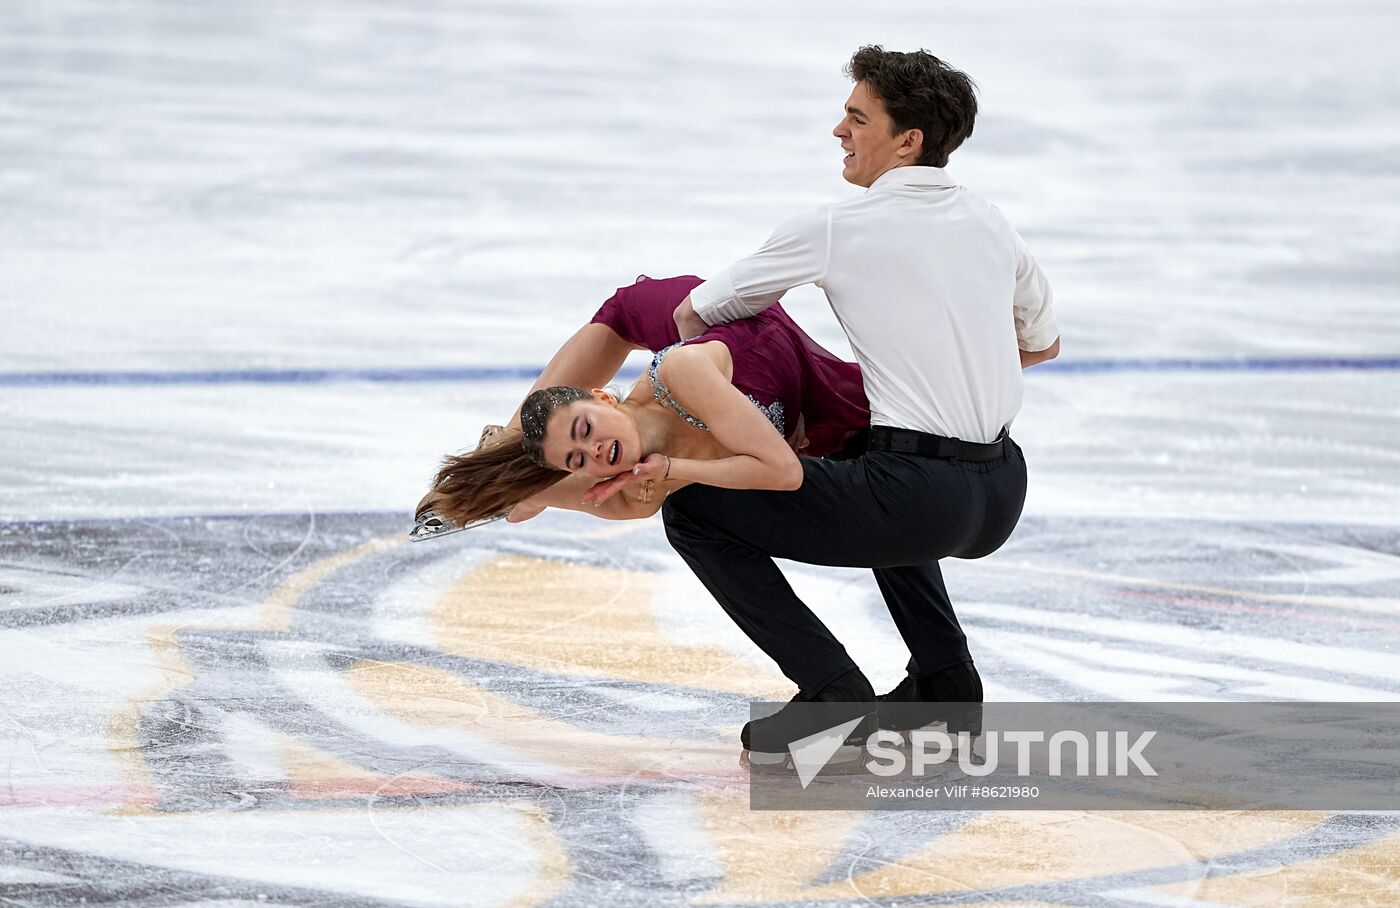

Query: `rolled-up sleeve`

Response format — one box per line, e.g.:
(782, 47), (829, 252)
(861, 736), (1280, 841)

(1011, 229), (1059, 352)
(691, 207), (831, 326)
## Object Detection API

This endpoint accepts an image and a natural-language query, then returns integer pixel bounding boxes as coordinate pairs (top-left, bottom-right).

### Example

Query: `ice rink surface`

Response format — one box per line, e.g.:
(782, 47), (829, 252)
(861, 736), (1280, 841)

(2, 0), (1399, 904)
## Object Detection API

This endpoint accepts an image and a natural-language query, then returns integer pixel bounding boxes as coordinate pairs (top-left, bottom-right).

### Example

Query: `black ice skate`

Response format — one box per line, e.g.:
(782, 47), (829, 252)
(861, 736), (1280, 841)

(742, 669), (877, 774)
(877, 661), (984, 739)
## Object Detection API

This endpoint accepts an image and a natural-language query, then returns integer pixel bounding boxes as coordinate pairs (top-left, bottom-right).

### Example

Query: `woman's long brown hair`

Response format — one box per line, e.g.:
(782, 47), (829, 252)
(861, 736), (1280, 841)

(426, 429), (564, 525)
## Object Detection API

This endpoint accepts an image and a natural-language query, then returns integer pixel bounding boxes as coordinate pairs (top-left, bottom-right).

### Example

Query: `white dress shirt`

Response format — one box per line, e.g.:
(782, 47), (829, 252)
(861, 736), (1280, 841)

(690, 166), (1058, 444)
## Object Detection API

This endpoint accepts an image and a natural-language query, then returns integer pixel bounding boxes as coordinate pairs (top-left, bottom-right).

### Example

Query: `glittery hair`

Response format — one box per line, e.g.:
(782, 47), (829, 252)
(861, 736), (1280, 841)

(519, 386), (592, 467)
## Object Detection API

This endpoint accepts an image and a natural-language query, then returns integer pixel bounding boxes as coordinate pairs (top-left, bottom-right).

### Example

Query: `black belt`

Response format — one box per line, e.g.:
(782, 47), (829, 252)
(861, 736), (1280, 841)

(867, 426), (1008, 462)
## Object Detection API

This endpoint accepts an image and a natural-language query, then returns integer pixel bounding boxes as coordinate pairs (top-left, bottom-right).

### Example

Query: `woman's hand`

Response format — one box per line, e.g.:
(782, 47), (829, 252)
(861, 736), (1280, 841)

(582, 453), (670, 506)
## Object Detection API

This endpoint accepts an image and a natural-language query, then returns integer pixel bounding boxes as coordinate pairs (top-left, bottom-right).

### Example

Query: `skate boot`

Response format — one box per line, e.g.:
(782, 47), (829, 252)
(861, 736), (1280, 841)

(742, 668), (877, 771)
(877, 661), (983, 740)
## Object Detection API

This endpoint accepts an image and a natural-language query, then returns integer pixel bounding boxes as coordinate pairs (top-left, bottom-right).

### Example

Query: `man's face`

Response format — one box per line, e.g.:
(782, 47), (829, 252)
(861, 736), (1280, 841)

(833, 80), (916, 187)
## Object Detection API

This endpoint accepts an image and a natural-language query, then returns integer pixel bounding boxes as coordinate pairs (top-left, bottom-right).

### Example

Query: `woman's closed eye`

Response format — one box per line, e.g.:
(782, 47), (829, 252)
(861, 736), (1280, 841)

(571, 420), (592, 469)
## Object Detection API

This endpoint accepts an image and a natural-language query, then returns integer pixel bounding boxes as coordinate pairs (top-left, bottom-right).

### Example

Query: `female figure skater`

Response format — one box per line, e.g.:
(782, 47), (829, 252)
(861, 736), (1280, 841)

(415, 274), (868, 533)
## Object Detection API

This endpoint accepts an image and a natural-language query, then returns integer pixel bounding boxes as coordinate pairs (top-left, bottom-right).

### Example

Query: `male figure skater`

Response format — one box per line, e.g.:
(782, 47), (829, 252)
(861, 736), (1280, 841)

(666, 46), (1061, 753)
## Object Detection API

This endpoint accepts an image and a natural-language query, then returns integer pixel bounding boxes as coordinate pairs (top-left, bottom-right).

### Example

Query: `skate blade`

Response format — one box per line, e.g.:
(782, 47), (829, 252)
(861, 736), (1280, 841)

(407, 511), (506, 542)
(884, 728), (986, 761)
(742, 742), (866, 775)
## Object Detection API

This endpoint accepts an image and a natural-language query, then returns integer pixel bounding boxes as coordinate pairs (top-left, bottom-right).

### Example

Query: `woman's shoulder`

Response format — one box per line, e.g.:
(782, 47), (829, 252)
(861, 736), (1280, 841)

(657, 338), (732, 379)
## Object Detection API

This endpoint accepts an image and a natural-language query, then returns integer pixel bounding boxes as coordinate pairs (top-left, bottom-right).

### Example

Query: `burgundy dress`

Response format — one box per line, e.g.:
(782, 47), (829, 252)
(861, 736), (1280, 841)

(589, 275), (869, 457)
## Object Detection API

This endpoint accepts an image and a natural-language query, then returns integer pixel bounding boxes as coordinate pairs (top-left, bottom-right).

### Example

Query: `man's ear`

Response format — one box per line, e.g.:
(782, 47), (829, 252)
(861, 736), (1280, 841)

(591, 387), (619, 406)
(899, 127), (924, 162)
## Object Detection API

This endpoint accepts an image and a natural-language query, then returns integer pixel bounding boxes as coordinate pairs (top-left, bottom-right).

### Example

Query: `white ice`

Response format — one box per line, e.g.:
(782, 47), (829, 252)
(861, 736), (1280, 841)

(2, 0), (1398, 905)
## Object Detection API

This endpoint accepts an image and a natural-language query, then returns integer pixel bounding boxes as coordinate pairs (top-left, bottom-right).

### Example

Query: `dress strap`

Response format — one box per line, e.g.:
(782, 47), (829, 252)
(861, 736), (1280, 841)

(647, 341), (788, 437)
(648, 343), (709, 430)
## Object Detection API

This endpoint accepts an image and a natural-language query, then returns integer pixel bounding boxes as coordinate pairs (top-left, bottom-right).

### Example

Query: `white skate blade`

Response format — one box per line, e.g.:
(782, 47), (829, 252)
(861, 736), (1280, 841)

(744, 742), (865, 773)
(408, 511), (506, 542)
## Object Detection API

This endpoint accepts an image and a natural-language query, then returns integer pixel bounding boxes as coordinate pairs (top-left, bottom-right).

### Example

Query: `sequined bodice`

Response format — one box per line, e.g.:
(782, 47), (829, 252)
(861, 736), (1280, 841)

(648, 343), (786, 436)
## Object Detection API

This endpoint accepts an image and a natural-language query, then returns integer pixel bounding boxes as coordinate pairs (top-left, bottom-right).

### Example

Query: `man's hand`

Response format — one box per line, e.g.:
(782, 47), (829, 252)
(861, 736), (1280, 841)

(787, 412), (810, 453)
(673, 295), (709, 340)
(582, 454), (670, 506)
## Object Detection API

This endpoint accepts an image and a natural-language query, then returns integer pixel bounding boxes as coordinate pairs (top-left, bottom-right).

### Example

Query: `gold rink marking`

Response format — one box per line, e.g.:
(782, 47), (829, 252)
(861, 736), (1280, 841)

(430, 553), (786, 695)
(101, 533), (1378, 902)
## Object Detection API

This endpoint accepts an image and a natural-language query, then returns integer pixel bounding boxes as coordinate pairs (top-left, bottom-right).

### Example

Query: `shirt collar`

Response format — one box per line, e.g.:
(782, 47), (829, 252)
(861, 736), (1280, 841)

(867, 165), (957, 192)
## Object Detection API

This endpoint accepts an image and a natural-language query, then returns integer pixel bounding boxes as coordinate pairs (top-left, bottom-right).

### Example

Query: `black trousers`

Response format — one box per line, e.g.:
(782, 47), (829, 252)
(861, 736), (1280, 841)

(662, 438), (1028, 694)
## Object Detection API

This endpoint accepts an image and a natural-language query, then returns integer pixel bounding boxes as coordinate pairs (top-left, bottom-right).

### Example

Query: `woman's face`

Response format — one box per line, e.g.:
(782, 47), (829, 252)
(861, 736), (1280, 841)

(540, 393), (642, 478)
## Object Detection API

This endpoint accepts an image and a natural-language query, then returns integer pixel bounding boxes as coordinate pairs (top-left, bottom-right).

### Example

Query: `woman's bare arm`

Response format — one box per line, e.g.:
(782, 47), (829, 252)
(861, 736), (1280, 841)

(662, 345), (803, 490)
(586, 343), (801, 505)
(505, 324), (643, 431)
(509, 468), (680, 522)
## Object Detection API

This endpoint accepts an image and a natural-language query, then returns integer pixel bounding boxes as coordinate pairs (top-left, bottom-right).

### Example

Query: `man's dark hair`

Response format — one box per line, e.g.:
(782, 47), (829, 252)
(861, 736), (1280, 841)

(845, 46), (978, 168)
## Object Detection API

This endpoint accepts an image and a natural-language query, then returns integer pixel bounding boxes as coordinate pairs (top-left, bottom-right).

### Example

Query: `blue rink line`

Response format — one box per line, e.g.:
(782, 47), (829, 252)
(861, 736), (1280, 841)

(1, 355), (1398, 388)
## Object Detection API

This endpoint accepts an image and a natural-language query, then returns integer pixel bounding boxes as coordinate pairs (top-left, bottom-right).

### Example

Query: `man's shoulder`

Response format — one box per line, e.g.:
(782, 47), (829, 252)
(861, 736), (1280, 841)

(829, 182), (1016, 229)
(973, 194), (1015, 225)
(778, 202), (835, 226)
(951, 185), (1028, 230)
(765, 204), (833, 243)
